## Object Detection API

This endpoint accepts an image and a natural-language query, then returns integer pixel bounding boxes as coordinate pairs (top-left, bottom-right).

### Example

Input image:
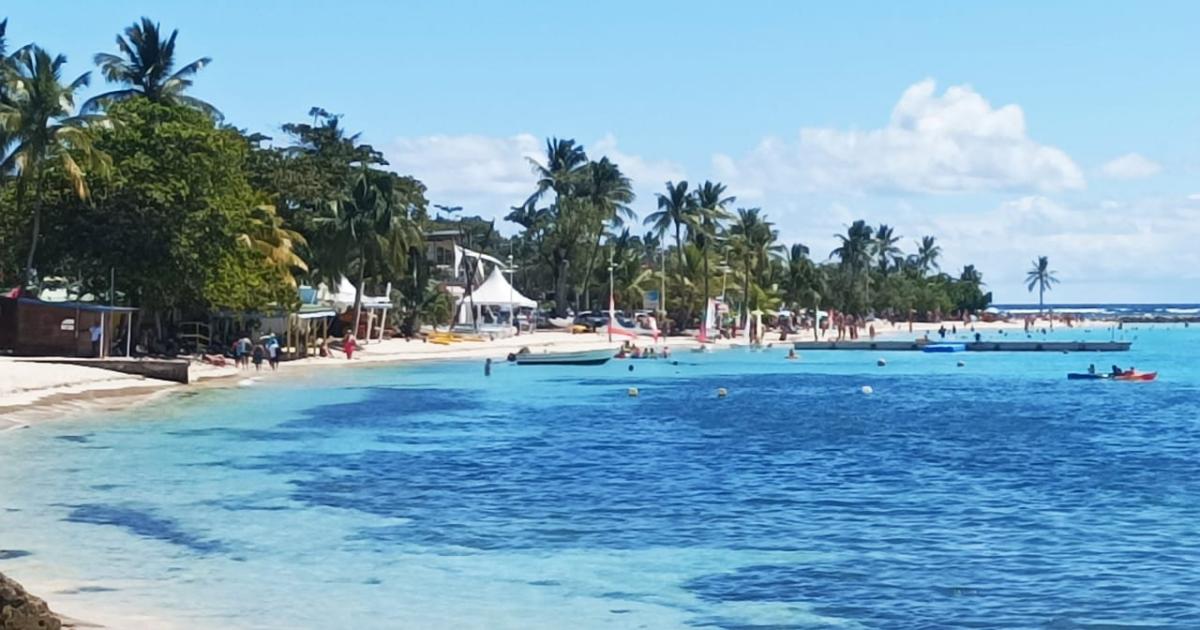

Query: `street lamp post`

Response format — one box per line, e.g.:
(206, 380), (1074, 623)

(660, 246), (667, 325)
(608, 256), (616, 343)
(505, 253), (519, 334)
(719, 261), (730, 300)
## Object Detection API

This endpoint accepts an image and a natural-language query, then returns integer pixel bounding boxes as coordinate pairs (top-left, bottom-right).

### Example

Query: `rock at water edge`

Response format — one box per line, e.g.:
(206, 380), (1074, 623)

(0, 572), (61, 630)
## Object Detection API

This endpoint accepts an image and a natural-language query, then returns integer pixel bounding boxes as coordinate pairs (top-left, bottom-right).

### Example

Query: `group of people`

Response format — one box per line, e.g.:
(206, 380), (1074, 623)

(1086, 363), (1137, 377)
(616, 341), (670, 359)
(232, 333), (281, 372)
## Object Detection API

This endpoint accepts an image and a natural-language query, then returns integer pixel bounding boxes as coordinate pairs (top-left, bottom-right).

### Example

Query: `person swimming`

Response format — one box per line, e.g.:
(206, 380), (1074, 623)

(786, 349), (797, 360)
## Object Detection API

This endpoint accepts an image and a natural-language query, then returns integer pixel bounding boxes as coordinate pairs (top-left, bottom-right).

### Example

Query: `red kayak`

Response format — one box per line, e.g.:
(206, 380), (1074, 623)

(1114, 371), (1157, 382)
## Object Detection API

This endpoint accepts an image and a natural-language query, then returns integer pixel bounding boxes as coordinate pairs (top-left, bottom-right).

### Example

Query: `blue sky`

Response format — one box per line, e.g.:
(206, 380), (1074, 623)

(6, 2), (1199, 302)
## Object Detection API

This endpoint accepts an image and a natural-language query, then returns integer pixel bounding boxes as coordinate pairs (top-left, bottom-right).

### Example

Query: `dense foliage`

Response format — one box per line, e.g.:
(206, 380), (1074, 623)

(0, 14), (997, 346)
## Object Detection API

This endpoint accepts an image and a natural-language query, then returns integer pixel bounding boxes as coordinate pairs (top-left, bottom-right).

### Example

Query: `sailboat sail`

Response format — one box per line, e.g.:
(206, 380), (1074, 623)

(607, 294), (637, 339)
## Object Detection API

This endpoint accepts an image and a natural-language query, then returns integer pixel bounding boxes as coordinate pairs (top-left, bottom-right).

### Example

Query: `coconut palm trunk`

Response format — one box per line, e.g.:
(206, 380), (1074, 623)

(674, 224), (685, 273)
(579, 228), (602, 311)
(742, 259), (751, 331)
(351, 259), (366, 340)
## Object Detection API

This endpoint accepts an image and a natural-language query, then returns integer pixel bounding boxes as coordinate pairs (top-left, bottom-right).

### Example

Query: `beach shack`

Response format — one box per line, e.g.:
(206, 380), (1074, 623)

(0, 297), (137, 358)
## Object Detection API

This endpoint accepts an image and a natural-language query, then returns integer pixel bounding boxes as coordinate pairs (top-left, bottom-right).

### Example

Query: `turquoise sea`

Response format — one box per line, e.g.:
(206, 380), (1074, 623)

(1, 323), (1199, 629)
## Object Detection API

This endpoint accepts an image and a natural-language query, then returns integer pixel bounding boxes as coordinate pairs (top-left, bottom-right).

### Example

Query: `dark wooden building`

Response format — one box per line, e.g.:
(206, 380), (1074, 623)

(0, 298), (137, 357)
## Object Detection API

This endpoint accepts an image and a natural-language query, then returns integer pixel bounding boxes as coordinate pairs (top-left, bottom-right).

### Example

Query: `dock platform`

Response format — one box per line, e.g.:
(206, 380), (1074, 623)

(16, 357), (191, 383)
(792, 340), (1131, 352)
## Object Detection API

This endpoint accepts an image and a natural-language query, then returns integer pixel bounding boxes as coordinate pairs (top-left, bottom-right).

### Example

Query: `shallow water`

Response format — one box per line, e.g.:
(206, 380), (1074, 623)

(2, 324), (1199, 629)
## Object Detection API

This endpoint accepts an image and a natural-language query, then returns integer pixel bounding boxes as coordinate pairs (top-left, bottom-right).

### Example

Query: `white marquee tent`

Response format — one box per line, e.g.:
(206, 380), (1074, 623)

(466, 267), (536, 308)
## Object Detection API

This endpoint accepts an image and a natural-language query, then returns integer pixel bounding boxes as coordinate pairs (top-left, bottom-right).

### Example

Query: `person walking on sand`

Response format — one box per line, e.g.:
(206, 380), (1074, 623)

(251, 343), (265, 373)
(266, 334), (280, 371)
(344, 334), (356, 360)
(236, 334), (253, 369)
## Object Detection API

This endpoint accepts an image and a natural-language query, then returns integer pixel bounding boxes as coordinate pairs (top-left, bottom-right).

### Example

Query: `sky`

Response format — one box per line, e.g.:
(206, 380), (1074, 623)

(6, 1), (1200, 303)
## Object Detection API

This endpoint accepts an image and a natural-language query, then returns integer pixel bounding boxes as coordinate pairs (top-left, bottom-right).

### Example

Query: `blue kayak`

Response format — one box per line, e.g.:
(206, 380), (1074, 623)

(1067, 372), (1109, 380)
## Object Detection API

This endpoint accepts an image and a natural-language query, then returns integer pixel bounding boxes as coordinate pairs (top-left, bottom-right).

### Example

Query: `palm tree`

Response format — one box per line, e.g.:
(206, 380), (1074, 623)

(690, 180), (734, 306)
(577, 157), (634, 309)
(1025, 256), (1059, 313)
(644, 180), (691, 271)
(874, 224), (902, 275)
(84, 17), (219, 118)
(729, 208), (782, 324)
(0, 45), (110, 284)
(831, 220), (874, 312)
(318, 170), (415, 336)
(237, 203), (308, 288)
(0, 18), (10, 166)
(782, 242), (815, 317)
(523, 138), (591, 317)
(526, 137), (587, 206)
(959, 264), (983, 286)
(608, 229), (653, 309)
(914, 235), (942, 276)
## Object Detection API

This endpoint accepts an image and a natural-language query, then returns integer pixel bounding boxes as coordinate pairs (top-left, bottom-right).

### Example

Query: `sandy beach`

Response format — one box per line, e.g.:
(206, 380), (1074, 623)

(0, 316), (1120, 427)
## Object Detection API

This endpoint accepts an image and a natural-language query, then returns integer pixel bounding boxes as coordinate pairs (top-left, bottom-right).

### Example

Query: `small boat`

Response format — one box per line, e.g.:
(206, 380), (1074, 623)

(1067, 371), (1158, 381)
(923, 343), (966, 353)
(1114, 371), (1157, 382)
(513, 348), (614, 366)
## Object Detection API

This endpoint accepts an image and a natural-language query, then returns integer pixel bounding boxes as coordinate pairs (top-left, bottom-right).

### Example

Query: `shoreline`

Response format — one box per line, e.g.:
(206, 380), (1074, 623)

(0, 331), (702, 425)
(0, 317), (1131, 426)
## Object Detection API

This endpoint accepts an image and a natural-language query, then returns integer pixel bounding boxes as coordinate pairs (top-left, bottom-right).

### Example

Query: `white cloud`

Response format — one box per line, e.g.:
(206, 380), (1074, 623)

(713, 79), (1085, 196)
(1100, 153), (1161, 180)
(384, 133), (543, 215)
(384, 133), (684, 224)
(900, 195), (1200, 301)
(591, 133), (687, 205)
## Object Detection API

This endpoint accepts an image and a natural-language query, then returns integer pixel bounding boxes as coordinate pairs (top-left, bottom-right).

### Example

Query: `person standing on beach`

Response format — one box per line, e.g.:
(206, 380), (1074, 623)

(89, 322), (102, 357)
(241, 333), (255, 369)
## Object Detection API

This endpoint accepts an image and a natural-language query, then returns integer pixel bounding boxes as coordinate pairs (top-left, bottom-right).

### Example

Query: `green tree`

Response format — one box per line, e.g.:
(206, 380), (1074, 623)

(830, 220), (874, 312)
(85, 17), (219, 118)
(690, 180), (734, 307)
(40, 99), (295, 323)
(577, 157), (634, 309)
(728, 207), (782, 321)
(644, 180), (692, 272)
(606, 228), (653, 309)
(236, 203), (308, 288)
(315, 169), (423, 335)
(874, 224), (902, 275)
(518, 138), (590, 316)
(1025, 255), (1059, 313)
(0, 44), (109, 284)
(913, 235), (942, 276)
(256, 109), (387, 280)
(526, 137), (587, 205)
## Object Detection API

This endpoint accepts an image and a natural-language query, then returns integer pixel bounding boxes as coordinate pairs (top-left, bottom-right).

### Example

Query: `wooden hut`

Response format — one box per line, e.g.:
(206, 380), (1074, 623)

(0, 297), (137, 357)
